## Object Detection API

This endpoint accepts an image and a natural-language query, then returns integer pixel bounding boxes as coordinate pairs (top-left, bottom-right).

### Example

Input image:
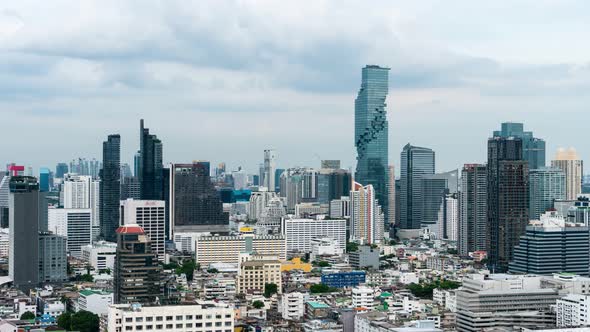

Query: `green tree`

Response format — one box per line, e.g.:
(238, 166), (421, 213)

(80, 274), (94, 282)
(408, 280), (461, 299)
(70, 310), (100, 332)
(176, 260), (198, 281)
(317, 261), (330, 267)
(252, 300), (265, 309)
(57, 312), (72, 330)
(346, 242), (359, 253)
(264, 283), (278, 298)
(207, 268), (219, 274)
(310, 283), (337, 293)
(20, 311), (35, 320)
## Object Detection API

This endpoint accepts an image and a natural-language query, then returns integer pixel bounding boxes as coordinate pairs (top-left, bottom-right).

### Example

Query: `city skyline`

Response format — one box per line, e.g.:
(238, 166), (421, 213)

(1, 2), (590, 174)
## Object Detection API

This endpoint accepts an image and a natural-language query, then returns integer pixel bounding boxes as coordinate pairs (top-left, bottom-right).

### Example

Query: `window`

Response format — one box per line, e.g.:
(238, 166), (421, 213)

(176, 316), (183, 320)
(196, 323), (203, 327)
(136, 317), (143, 322)
(176, 324), (182, 328)
(136, 326), (143, 331)
(186, 323), (193, 328)
(125, 318), (133, 322)
(196, 315), (203, 320)
(156, 317), (163, 321)
(215, 322), (222, 327)
(185, 315), (193, 320)
(146, 317), (153, 322)
(155, 325), (163, 330)
(166, 324), (173, 329)
(166, 316), (173, 321)
(206, 322), (213, 327)
(125, 327), (132, 331)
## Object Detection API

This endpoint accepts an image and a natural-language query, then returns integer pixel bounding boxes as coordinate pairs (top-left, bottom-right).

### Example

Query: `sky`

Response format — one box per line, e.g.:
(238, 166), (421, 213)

(1, 1), (589, 175)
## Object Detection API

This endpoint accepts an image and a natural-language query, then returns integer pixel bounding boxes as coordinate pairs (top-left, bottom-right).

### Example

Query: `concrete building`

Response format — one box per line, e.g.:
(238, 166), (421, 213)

(195, 235), (286, 266)
(281, 216), (346, 254)
(120, 199), (166, 262)
(349, 246), (379, 270)
(38, 232), (67, 283)
(236, 253), (282, 295)
(556, 294), (590, 328)
(552, 148), (584, 200)
(280, 292), (306, 320)
(459, 164), (487, 257)
(437, 193), (458, 241)
(48, 208), (92, 258)
(421, 170), (459, 229)
(295, 202), (329, 218)
(310, 237), (344, 261)
(350, 182), (384, 245)
(529, 167), (566, 220)
(329, 196), (350, 219)
(322, 271), (366, 288)
(263, 149), (276, 192)
(248, 190), (277, 222)
(173, 231), (210, 253)
(509, 211), (590, 276)
(352, 286), (376, 310)
(456, 274), (560, 332)
(494, 122), (546, 170)
(81, 241), (117, 271)
(103, 302), (234, 332)
(76, 289), (113, 316)
(0, 228), (7, 258)
(62, 174), (100, 240)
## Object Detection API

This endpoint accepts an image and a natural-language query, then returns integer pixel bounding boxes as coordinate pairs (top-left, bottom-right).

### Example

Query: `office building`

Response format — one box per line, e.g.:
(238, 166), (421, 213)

(257, 197), (285, 234)
(509, 211), (590, 276)
(39, 167), (52, 192)
(9, 176), (41, 291)
(274, 168), (284, 192)
(248, 190), (277, 221)
(321, 271), (366, 288)
(70, 158), (101, 179)
(388, 165), (395, 229)
(114, 224), (162, 304)
(317, 168), (352, 204)
(349, 246), (379, 270)
(437, 192), (458, 241)
(55, 163), (68, 179)
(0, 171), (10, 228)
(400, 144), (435, 229)
(294, 202), (328, 218)
(81, 241), (117, 271)
(552, 148), (584, 200)
(459, 164), (487, 257)
(494, 122), (546, 169)
(48, 208), (92, 258)
(321, 160), (341, 170)
(120, 199), (166, 261)
(236, 253), (282, 295)
(263, 149), (276, 192)
(350, 182), (384, 245)
(100, 134), (121, 242)
(487, 136), (529, 272)
(456, 274), (559, 332)
(120, 176), (141, 200)
(38, 232), (67, 283)
(355, 65), (390, 224)
(195, 234), (286, 266)
(281, 216), (346, 254)
(63, 174), (100, 239)
(329, 196), (350, 219)
(421, 169), (458, 228)
(232, 168), (248, 190)
(139, 119), (164, 200)
(169, 162), (228, 236)
(529, 167), (566, 220)
(556, 294), (590, 328)
(104, 303), (234, 332)
(0, 228), (8, 258)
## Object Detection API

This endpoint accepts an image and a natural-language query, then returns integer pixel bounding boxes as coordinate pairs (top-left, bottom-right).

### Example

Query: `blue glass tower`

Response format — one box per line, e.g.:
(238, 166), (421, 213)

(494, 122), (546, 169)
(355, 65), (390, 224)
(39, 167), (51, 192)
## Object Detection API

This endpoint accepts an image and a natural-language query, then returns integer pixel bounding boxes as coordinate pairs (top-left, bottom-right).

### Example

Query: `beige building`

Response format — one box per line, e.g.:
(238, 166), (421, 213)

(195, 234), (286, 266)
(552, 148), (583, 200)
(236, 253), (282, 295)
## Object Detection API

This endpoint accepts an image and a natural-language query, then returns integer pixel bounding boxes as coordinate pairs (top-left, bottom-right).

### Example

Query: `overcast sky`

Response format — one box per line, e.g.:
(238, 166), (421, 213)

(1, 1), (589, 175)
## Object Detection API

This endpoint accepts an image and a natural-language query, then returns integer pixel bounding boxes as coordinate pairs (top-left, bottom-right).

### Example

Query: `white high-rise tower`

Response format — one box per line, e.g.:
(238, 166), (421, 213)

(263, 149), (276, 192)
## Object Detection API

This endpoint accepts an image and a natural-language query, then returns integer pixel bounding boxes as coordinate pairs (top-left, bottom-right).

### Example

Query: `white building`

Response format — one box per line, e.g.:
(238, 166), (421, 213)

(203, 276), (236, 300)
(280, 292), (307, 320)
(263, 149), (276, 192)
(48, 208), (92, 258)
(76, 289), (113, 316)
(281, 216), (346, 254)
(310, 237), (344, 261)
(295, 202), (329, 218)
(81, 241), (117, 271)
(104, 302), (234, 332)
(196, 234), (286, 265)
(399, 272), (419, 285)
(437, 193), (458, 241)
(0, 228), (8, 258)
(556, 294), (590, 327)
(62, 174), (100, 240)
(120, 199), (166, 261)
(248, 190), (277, 221)
(257, 197), (285, 235)
(352, 286), (376, 310)
(173, 232), (211, 253)
(232, 168), (248, 190)
(330, 196), (350, 219)
(350, 182), (384, 245)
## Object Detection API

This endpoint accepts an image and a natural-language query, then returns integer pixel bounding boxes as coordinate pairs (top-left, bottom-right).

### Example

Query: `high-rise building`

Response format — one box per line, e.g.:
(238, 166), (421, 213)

(195, 234), (286, 265)
(437, 192), (459, 241)
(100, 134), (121, 242)
(350, 182), (384, 245)
(169, 162), (229, 236)
(399, 144), (435, 229)
(529, 167), (566, 220)
(38, 232), (67, 283)
(263, 149), (276, 192)
(281, 216), (347, 254)
(494, 122), (546, 169)
(55, 163), (69, 179)
(114, 224), (162, 304)
(355, 65), (390, 225)
(552, 148), (583, 200)
(274, 168), (284, 192)
(48, 208), (92, 258)
(459, 164), (487, 257)
(321, 160), (341, 170)
(556, 294), (590, 327)
(0, 172), (10, 228)
(39, 167), (52, 192)
(120, 199), (166, 262)
(248, 190), (278, 222)
(120, 163), (133, 179)
(9, 176), (41, 291)
(487, 136), (529, 272)
(63, 174), (100, 239)
(120, 176), (141, 200)
(139, 119), (164, 200)
(388, 165), (395, 229)
(421, 169), (458, 229)
(232, 168), (248, 190)
(317, 168), (352, 204)
(509, 211), (590, 276)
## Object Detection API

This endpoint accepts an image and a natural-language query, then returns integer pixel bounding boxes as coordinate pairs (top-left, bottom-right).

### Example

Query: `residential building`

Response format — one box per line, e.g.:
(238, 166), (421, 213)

(349, 246), (379, 270)
(195, 235), (286, 266)
(388, 165), (395, 229)
(322, 271), (366, 288)
(310, 237), (344, 261)
(352, 286), (376, 310)
(509, 211), (590, 276)
(317, 168), (352, 204)
(552, 148), (584, 200)
(493, 122), (546, 169)
(355, 65), (390, 224)
(280, 292), (306, 321)
(48, 208), (92, 258)
(62, 174), (100, 240)
(329, 196), (350, 219)
(281, 216), (346, 254)
(350, 182), (384, 245)
(55, 163), (68, 179)
(399, 144), (435, 229)
(81, 241), (117, 271)
(76, 289), (113, 316)
(459, 164), (487, 257)
(100, 134), (121, 242)
(120, 199), (166, 261)
(0, 228), (7, 258)
(236, 253), (282, 295)
(114, 224), (162, 304)
(295, 202), (329, 218)
(529, 167), (566, 220)
(556, 294), (590, 328)
(248, 190), (277, 222)
(437, 192), (458, 241)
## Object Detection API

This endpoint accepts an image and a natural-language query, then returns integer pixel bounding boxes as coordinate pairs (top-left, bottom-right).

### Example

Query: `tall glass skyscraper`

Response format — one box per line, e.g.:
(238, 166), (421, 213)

(139, 119), (163, 200)
(399, 144), (435, 229)
(421, 169), (458, 229)
(494, 122), (546, 169)
(354, 65), (390, 224)
(529, 167), (566, 220)
(100, 134), (121, 242)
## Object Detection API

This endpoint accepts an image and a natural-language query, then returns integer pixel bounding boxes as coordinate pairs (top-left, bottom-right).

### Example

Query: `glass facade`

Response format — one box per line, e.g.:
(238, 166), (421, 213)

(399, 144), (435, 229)
(100, 134), (121, 242)
(355, 65), (390, 224)
(139, 119), (164, 200)
(494, 122), (546, 169)
(529, 167), (566, 220)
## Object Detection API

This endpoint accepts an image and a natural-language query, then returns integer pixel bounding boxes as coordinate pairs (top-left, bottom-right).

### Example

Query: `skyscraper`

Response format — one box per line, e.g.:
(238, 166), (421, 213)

(263, 149), (276, 192)
(551, 148), (583, 200)
(100, 134), (121, 242)
(399, 144), (435, 230)
(421, 169), (458, 230)
(388, 165), (395, 229)
(355, 65), (390, 225)
(437, 192), (458, 241)
(114, 224), (162, 304)
(529, 167), (566, 220)
(169, 162), (229, 236)
(487, 136), (529, 272)
(120, 199), (166, 262)
(350, 182), (384, 245)
(55, 163), (69, 179)
(494, 122), (546, 169)
(63, 174), (100, 239)
(459, 164), (487, 257)
(48, 208), (92, 258)
(39, 167), (52, 192)
(139, 119), (164, 200)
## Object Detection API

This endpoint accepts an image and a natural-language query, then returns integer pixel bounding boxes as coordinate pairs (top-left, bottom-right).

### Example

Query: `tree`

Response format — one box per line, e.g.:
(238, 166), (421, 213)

(176, 260), (198, 281)
(57, 312), (72, 330)
(317, 261), (330, 267)
(408, 280), (461, 299)
(207, 268), (219, 274)
(252, 300), (265, 309)
(264, 283), (278, 298)
(346, 242), (359, 253)
(310, 283), (337, 294)
(20, 311), (35, 320)
(70, 310), (99, 332)
(80, 274), (94, 282)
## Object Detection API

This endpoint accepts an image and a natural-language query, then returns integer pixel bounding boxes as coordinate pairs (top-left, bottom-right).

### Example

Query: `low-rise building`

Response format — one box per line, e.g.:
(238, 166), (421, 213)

(349, 246), (379, 270)
(81, 241), (116, 271)
(556, 294), (590, 327)
(321, 271), (366, 288)
(76, 289), (113, 316)
(196, 235), (286, 265)
(236, 254), (282, 295)
(352, 286), (376, 310)
(279, 292), (307, 321)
